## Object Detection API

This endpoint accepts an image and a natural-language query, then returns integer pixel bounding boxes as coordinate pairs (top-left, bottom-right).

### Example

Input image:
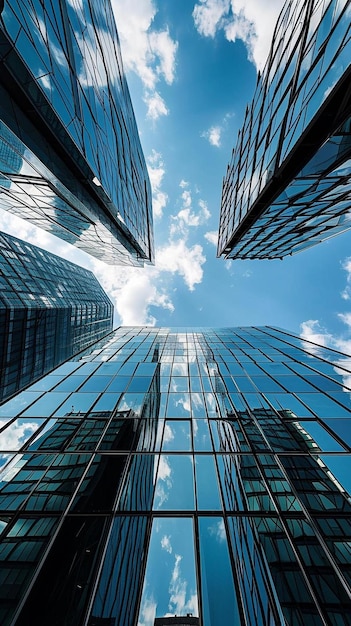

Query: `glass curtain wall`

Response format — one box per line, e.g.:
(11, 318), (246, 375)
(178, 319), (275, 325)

(0, 327), (350, 625)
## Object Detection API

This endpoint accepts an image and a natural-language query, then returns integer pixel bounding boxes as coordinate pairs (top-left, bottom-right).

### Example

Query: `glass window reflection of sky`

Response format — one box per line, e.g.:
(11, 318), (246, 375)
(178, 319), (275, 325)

(138, 518), (198, 625)
(162, 421), (191, 451)
(199, 517), (241, 626)
(153, 455), (194, 510)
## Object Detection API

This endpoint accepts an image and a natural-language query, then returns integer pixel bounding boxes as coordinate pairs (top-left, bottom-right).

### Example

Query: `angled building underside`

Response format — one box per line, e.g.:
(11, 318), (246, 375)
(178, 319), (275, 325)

(218, 0), (351, 260)
(0, 0), (154, 266)
(0, 231), (113, 402)
(0, 327), (351, 625)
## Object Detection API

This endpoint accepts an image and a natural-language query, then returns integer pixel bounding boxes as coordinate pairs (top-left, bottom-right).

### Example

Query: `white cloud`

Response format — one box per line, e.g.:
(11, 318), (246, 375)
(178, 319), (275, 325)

(137, 596), (157, 626)
(208, 518), (226, 542)
(170, 183), (211, 236)
(242, 269), (252, 278)
(299, 253), (351, 361)
(156, 240), (206, 291)
(158, 455), (172, 481)
(0, 419), (39, 451)
(300, 318), (351, 392)
(111, 0), (178, 118)
(92, 262), (174, 326)
(154, 455), (172, 508)
(300, 319), (333, 348)
(201, 112), (234, 147)
(339, 257), (351, 301)
(204, 230), (218, 246)
(161, 534), (173, 554)
(202, 125), (222, 147)
(163, 423), (175, 444)
(147, 150), (168, 218)
(338, 312), (351, 329)
(149, 29), (178, 85)
(300, 318), (351, 358)
(193, 0), (230, 37)
(193, 0), (285, 71)
(144, 91), (169, 121)
(165, 554), (198, 617)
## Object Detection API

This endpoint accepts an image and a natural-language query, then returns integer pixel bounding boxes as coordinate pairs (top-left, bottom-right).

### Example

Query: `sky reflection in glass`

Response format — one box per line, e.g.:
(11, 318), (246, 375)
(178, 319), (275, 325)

(138, 517), (198, 625)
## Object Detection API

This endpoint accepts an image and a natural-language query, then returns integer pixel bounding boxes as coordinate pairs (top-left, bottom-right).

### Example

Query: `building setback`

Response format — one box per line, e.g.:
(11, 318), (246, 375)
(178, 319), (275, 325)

(0, 326), (350, 624)
(218, 0), (351, 261)
(0, 0), (154, 266)
(0, 231), (113, 402)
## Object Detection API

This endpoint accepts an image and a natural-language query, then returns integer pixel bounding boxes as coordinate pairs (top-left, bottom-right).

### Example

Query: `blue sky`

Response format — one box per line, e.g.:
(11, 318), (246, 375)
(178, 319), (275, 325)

(1, 0), (351, 351)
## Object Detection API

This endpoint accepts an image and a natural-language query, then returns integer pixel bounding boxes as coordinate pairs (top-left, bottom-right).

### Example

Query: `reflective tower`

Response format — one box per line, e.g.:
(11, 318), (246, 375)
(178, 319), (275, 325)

(0, 0), (154, 266)
(218, 0), (351, 260)
(0, 231), (113, 402)
(0, 326), (351, 625)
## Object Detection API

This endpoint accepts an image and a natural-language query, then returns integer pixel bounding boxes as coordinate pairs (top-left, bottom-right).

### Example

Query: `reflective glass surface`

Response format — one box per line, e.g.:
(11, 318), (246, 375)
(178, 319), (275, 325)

(0, 325), (351, 625)
(0, 0), (154, 265)
(0, 232), (113, 403)
(218, 0), (351, 261)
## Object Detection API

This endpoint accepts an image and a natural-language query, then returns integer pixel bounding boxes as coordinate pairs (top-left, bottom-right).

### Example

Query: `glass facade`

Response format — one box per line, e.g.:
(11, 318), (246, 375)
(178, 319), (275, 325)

(0, 326), (351, 625)
(0, 231), (113, 402)
(0, 0), (154, 266)
(218, 0), (351, 260)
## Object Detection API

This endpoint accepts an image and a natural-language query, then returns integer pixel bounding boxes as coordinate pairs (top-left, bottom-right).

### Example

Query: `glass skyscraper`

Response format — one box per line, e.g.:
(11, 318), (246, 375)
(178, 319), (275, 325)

(0, 0), (154, 266)
(218, 0), (351, 261)
(0, 231), (113, 403)
(0, 326), (351, 625)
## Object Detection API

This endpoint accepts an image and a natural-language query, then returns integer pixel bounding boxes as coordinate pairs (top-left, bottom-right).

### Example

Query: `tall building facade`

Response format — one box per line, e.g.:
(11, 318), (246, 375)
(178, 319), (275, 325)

(0, 326), (351, 625)
(218, 0), (351, 261)
(0, 231), (113, 402)
(0, 0), (154, 266)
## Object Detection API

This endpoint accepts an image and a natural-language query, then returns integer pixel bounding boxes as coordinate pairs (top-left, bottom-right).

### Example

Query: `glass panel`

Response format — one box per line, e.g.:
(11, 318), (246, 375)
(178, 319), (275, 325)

(0, 392), (42, 417)
(227, 516), (285, 625)
(162, 421), (191, 451)
(166, 394), (191, 418)
(53, 376), (88, 392)
(252, 517), (324, 624)
(298, 421), (346, 451)
(127, 377), (152, 393)
(53, 393), (100, 417)
(320, 454), (351, 498)
(16, 516), (111, 626)
(137, 518), (198, 624)
(191, 392), (206, 417)
(70, 453), (128, 513)
(28, 376), (65, 391)
(153, 455), (195, 510)
(118, 393), (146, 415)
(324, 418), (351, 447)
(89, 516), (148, 626)
(169, 376), (189, 393)
(105, 376), (131, 392)
(118, 454), (157, 512)
(198, 517), (241, 625)
(297, 393), (351, 417)
(279, 455), (351, 514)
(92, 393), (119, 413)
(0, 419), (45, 450)
(195, 455), (221, 510)
(23, 453), (92, 512)
(193, 419), (212, 451)
(21, 393), (70, 418)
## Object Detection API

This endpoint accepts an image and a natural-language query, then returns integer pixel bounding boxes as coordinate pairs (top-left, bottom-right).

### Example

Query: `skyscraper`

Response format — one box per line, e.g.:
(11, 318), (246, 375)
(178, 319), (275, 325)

(218, 0), (351, 261)
(0, 0), (154, 266)
(0, 326), (351, 625)
(0, 231), (113, 402)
